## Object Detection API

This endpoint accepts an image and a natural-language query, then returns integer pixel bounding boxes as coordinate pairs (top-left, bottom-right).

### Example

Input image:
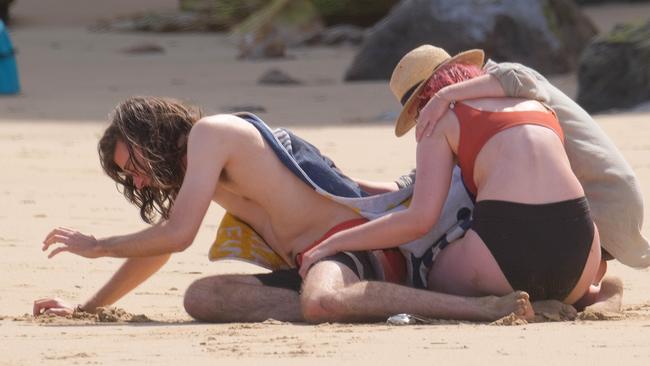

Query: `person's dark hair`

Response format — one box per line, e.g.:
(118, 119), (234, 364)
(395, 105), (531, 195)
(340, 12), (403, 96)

(98, 96), (203, 224)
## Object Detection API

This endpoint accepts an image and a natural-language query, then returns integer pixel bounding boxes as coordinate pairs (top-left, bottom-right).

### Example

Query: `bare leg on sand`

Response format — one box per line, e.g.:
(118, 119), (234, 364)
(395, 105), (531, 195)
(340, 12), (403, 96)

(183, 274), (302, 322)
(183, 262), (533, 323)
(300, 260), (533, 323)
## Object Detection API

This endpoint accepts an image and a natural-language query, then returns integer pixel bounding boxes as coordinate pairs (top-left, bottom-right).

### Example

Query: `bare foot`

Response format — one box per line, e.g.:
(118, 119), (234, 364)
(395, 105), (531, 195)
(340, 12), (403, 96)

(532, 300), (577, 321)
(584, 276), (623, 314)
(481, 291), (534, 321)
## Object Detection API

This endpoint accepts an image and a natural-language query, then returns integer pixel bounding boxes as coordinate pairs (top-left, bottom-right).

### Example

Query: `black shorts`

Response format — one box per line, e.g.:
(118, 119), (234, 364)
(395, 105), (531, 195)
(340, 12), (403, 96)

(472, 197), (594, 301)
(253, 251), (377, 293)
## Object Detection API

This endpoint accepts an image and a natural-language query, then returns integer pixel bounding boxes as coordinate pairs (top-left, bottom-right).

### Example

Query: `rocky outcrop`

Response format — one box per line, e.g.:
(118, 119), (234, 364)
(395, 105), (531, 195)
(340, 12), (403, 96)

(311, 0), (399, 26)
(180, 0), (399, 27)
(179, 0), (266, 30)
(575, 0), (649, 4)
(345, 0), (597, 81)
(577, 21), (650, 113)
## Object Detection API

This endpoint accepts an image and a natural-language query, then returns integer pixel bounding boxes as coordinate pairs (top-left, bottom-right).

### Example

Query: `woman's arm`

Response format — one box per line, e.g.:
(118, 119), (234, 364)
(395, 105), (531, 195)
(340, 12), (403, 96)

(298, 121), (456, 277)
(416, 74), (506, 141)
(42, 115), (245, 259)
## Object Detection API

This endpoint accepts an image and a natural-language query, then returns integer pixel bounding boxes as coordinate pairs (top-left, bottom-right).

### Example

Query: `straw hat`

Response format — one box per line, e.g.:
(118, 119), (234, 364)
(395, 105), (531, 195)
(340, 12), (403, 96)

(389, 45), (484, 137)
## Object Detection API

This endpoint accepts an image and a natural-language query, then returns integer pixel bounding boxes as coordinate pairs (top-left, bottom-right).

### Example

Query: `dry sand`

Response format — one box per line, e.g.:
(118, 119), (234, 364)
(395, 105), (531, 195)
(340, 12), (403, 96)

(1, 1), (650, 365)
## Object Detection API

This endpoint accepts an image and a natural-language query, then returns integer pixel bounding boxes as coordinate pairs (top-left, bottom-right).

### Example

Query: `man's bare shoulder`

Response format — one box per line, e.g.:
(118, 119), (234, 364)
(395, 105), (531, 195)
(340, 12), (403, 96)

(188, 114), (258, 145)
(192, 114), (256, 134)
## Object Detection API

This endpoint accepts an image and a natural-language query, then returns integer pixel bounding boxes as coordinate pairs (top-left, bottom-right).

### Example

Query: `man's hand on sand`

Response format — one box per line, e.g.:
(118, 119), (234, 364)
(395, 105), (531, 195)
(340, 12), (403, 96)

(42, 227), (102, 259)
(33, 297), (74, 317)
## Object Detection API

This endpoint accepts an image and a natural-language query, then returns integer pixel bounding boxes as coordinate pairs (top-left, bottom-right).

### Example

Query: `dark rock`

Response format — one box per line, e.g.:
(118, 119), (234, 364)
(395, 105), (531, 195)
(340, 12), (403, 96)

(575, 0), (650, 4)
(258, 68), (302, 85)
(312, 0), (400, 27)
(577, 21), (650, 113)
(345, 0), (597, 81)
(120, 43), (165, 55)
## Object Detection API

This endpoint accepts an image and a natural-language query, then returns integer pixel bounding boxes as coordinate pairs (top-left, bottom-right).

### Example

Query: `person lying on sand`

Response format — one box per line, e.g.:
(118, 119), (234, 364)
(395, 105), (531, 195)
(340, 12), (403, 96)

(34, 95), (533, 323)
(301, 45), (648, 311)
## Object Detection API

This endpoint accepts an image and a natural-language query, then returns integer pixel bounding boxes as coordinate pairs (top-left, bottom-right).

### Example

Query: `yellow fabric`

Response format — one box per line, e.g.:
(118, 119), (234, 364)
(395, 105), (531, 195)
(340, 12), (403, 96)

(208, 213), (291, 270)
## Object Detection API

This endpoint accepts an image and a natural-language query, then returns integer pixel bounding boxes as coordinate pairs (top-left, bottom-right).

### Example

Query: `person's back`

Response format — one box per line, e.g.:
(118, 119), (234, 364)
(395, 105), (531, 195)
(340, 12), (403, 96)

(438, 97), (584, 205)
(208, 115), (363, 264)
(426, 96), (601, 303)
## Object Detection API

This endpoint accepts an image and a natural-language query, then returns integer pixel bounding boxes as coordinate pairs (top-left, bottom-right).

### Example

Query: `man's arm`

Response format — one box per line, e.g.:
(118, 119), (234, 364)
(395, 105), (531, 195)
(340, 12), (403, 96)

(352, 169), (416, 195)
(80, 254), (171, 312)
(34, 254), (170, 316)
(482, 61), (551, 102)
(353, 178), (400, 195)
(42, 115), (246, 259)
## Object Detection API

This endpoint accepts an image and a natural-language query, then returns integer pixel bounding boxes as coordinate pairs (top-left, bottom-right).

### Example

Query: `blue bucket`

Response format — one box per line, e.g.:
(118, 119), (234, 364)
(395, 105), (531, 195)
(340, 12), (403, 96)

(0, 19), (20, 94)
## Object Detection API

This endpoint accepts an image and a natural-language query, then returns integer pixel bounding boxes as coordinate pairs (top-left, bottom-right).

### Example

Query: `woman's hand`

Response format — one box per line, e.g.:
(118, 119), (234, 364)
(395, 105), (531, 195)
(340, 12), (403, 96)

(33, 297), (75, 317)
(42, 227), (103, 259)
(415, 93), (451, 142)
(298, 241), (336, 279)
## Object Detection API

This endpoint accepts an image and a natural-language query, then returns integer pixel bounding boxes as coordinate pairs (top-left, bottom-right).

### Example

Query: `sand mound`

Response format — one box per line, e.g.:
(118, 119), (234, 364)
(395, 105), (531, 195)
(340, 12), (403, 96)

(576, 310), (624, 321)
(9, 307), (154, 324)
(489, 313), (528, 326)
(74, 307), (153, 323)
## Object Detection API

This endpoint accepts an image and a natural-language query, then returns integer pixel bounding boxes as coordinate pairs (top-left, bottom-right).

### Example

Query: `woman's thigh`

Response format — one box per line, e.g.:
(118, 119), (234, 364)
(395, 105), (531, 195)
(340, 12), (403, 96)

(563, 224), (602, 304)
(427, 229), (513, 297)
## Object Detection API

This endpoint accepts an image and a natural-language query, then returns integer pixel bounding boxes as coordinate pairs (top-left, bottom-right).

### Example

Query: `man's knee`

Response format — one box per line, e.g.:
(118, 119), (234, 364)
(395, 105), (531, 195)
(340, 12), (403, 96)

(300, 261), (356, 323)
(301, 287), (345, 323)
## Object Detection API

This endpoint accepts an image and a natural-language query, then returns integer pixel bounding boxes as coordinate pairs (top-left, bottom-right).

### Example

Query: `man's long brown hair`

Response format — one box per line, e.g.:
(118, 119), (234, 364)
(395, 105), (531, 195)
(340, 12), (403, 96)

(98, 96), (203, 224)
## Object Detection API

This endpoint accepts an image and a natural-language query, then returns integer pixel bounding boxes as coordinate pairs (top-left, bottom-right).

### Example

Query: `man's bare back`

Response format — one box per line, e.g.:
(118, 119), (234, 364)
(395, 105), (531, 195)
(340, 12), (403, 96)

(210, 114), (362, 264)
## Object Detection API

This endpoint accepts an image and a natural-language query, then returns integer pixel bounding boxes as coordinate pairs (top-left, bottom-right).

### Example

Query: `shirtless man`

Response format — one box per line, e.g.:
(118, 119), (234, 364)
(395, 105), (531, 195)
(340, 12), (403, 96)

(34, 96), (531, 323)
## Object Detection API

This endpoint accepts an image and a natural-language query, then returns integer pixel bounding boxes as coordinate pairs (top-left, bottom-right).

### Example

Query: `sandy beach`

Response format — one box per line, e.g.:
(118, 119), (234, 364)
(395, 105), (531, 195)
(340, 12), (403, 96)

(1, 1), (650, 365)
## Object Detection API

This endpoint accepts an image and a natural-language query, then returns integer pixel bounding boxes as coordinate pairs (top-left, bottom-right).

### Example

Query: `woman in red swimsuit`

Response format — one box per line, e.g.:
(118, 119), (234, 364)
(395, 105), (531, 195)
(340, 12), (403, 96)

(299, 45), (602, 306)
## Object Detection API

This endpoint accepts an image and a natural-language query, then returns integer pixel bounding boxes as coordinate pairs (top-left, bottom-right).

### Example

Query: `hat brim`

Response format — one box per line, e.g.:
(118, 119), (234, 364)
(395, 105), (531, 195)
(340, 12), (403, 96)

(394, 49), (485, 137)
